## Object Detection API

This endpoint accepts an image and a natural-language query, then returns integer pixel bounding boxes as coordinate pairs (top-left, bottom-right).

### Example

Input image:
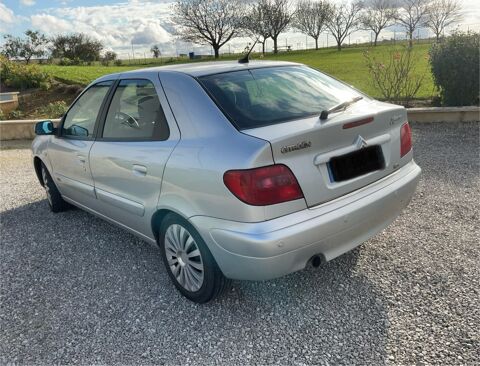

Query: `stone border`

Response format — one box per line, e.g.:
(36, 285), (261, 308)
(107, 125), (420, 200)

(0, 119), (61, 141)
(0, 107), (478, 141)
(407, 106), (479, 123)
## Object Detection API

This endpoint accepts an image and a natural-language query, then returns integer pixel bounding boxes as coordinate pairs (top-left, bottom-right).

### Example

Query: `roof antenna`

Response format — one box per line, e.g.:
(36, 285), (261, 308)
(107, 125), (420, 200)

(238, 38), (259, 64)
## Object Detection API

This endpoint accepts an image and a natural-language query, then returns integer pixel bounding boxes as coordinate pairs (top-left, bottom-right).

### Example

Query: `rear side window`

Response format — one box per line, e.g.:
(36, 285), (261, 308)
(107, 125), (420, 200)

(102, 79), (169, 140)
(62, 81), (112, 138)
(199, 66), (363, 129)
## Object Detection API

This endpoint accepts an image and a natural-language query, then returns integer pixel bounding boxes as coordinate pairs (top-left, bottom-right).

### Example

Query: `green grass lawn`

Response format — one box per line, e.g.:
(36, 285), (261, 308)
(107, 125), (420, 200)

(40, 42), (436, 100)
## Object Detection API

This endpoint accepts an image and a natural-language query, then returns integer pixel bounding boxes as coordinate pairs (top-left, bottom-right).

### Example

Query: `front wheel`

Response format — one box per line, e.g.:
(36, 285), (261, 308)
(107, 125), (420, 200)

(159, 213), (231, 303)
(41, 163), (69, 213)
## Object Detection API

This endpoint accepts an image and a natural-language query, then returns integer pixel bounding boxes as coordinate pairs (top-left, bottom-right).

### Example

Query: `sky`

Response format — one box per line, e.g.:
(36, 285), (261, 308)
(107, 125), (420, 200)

(1, 0), (479, 58)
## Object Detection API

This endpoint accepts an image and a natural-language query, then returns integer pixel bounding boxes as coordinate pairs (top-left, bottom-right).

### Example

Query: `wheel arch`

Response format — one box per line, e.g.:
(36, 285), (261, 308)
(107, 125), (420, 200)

(33, 156), (45, 187)
(151, 208), (185, 243)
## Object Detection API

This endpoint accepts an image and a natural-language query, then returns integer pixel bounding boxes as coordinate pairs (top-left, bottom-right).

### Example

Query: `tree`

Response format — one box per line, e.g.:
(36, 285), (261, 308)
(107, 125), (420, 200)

(50, 33), (103, 62)
(1, 30), (47, 64)
(361, 0), (397, 46)
(173, 0), (246, 59)
(1, 36), (21, 60)
(151, 45), (161, 58)
(294, 0), (332, 50)
(101, 51), (117, 66)
(264, 0), (294, 54)
(327, 1), (363, 51)
(242, 0), (272, 54)
(424, 0), (462, 42)
(394, 0), (430, 47)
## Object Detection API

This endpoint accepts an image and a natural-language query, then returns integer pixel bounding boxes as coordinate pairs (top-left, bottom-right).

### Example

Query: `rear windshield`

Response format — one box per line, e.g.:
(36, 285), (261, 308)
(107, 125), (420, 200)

(198, 66), (364, 130)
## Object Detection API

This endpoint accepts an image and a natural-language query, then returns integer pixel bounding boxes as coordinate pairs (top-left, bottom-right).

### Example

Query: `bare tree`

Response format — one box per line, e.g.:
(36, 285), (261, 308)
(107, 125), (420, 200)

(172, 0), (246, 58)
(361, 0), (397, 46)
(327, 1), (363, 51)
(424, 0), (462, 42)
(242, 0), (272, 54)
(394, 0), (430, 47)
(263, 0), (294, 54)
(294, 0), (332, 50)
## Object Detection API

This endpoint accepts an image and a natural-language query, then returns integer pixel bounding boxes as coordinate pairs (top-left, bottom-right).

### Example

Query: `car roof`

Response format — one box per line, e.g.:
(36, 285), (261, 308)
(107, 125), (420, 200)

(93, 60), (302, 83)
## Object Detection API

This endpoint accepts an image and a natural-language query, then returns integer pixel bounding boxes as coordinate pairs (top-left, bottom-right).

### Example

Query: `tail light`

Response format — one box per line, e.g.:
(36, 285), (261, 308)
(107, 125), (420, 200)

(223, 164), (304, 206)
(400, 122), (412, 157)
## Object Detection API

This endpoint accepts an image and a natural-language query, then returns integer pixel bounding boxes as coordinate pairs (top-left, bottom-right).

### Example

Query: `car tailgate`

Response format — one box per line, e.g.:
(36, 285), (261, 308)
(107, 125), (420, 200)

(242, 100), (410, 207)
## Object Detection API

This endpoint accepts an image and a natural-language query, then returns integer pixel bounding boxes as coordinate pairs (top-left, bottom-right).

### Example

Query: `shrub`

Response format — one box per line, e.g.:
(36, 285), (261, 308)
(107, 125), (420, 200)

(71, 57), (84, 66)
(58, 57), (72, 66)
(0, 55), (51, 90)
(364, 46), (426, 106)
(8, 110), (24, 119)
(114, 59), (122, 66)
(36, 101), (68, 118)
(429, 31), (480, 106)
(58, 57), (83, 66)
(101, 51), (117, 66)
(0, 109), (5, 120)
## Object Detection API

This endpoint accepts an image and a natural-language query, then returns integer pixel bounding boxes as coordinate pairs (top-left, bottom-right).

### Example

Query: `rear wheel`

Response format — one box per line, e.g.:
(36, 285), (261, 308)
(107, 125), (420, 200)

(41, 163), (69, 213)
(159, 213), (230, 303)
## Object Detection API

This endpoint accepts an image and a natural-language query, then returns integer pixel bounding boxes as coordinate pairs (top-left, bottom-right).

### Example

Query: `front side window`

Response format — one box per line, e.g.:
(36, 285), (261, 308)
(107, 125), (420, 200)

(102, 79), (169, 140)
(199, 66), (365, 129)
(62, 81), (112, 138)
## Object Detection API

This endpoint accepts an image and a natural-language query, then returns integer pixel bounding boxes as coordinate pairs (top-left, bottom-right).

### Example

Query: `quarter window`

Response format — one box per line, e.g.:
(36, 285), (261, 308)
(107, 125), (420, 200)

(102, 79), (169, 140)
(62, 81), (112, 138)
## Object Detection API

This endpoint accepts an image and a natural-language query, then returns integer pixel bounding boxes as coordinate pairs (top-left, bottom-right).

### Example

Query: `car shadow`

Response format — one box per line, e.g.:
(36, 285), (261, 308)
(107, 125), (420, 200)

(1, 199), (388, 365)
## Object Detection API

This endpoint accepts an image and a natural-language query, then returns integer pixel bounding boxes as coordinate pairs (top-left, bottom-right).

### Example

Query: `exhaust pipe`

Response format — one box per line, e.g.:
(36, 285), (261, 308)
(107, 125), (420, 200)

(310, 255), (322, 268)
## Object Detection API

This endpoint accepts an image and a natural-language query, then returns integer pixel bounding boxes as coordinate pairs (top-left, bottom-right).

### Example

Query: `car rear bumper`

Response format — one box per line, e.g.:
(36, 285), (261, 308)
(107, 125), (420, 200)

(191, 160), (421, 281)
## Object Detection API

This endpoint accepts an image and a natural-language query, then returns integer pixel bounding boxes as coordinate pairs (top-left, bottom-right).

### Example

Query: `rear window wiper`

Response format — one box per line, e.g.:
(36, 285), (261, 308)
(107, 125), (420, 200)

(320, 96), (363, 120)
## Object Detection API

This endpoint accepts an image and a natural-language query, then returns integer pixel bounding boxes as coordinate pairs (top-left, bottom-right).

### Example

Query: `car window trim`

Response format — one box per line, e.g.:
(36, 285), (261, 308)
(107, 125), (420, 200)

(57, 80), (116, 141)
(95, 77), (170, 142)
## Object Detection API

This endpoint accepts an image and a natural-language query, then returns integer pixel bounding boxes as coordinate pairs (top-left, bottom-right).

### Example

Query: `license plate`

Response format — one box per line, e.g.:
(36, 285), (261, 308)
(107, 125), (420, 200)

(328, 145), (385, 182)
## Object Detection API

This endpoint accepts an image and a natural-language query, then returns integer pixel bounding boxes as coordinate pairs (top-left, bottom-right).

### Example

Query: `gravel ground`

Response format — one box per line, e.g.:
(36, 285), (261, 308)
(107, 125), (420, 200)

(0, 122), (479, 365)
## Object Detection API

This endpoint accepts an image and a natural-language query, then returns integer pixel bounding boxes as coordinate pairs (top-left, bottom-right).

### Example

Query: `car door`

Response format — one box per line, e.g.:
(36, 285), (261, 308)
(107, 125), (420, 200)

(48, 80), (113, 207)
(88, 76), (180, 239)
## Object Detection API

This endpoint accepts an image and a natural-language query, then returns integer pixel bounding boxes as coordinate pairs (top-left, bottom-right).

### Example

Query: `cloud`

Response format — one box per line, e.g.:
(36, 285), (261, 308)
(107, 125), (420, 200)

(131, 22), (171, 45)
(31, 14), (71, 33)
(20, 0), (36, 6)
(0, 3), (18, 32)
(28, 1), (176, 55)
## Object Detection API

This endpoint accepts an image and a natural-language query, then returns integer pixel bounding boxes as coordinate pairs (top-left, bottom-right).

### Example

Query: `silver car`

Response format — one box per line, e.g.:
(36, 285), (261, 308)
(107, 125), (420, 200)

(32, 61), (421, 303)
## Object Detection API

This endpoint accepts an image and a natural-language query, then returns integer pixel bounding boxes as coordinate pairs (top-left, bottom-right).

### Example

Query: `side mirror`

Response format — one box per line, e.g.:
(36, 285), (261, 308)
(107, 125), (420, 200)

(35, 120), (55, 135)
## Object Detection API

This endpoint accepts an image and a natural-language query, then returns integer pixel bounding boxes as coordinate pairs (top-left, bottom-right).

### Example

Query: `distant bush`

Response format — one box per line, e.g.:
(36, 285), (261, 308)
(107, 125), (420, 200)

(58, 57), (84, 66)
(36, 101), (68, 118)
(58, 57), (71, 66)
(364, 46), (426, 106)
(0, 55), (51, 90)
(429, 31), (480, 106)
(114, 59), (122, 66)
(101, 51), (117, 66)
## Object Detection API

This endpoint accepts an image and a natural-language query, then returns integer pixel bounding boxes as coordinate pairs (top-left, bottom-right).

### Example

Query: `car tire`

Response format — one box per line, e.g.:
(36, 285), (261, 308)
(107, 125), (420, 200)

(41, 163), (69, 213)
(159, 213), (231, 303)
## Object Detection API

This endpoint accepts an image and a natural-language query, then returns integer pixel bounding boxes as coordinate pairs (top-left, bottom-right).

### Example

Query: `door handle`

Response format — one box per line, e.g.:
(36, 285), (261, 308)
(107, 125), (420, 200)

(132, 164), (147, 176)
